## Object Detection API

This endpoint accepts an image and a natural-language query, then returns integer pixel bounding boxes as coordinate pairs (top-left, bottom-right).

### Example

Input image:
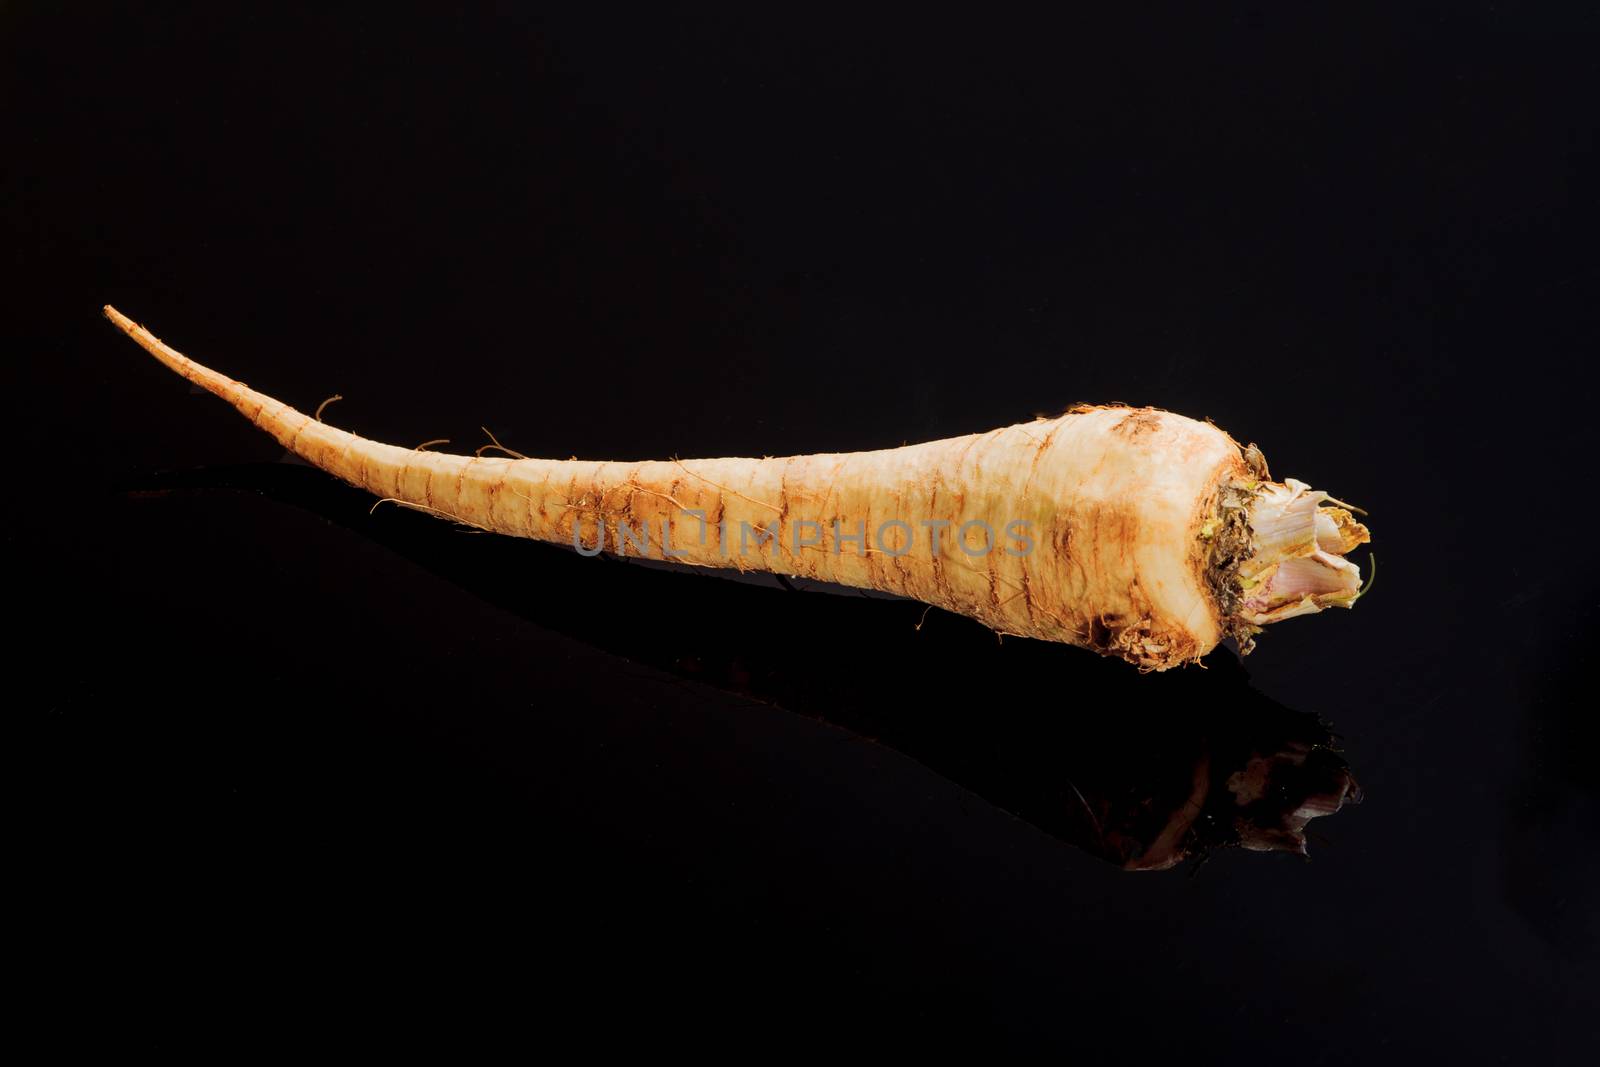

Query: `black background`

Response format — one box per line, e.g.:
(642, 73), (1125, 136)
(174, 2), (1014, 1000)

(8, 4), (1598, 1059)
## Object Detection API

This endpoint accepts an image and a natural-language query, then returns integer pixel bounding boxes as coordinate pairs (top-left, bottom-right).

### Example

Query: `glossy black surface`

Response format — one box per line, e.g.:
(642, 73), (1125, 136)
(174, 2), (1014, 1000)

(9, 6), (1597, 1058)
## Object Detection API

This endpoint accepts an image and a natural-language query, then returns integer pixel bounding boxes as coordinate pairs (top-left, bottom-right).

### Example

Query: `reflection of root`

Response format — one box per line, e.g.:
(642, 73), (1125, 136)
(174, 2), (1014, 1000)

(1226, 741), (1363, 856)
(1119, 754), (1211, 871)
(368, 496), (490, 532)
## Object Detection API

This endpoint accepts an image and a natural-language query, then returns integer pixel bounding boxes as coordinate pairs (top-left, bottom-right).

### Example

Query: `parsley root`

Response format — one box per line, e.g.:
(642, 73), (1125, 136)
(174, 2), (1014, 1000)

(106, 306), (1368, 670)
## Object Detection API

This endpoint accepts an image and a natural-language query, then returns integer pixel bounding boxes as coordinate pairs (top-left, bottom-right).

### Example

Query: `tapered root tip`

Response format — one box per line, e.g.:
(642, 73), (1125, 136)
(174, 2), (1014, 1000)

(103, 304), (238, 398)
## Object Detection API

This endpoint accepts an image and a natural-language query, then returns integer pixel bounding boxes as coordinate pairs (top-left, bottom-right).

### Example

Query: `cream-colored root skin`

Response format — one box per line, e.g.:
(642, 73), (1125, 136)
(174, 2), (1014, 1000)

(108, 306), (1275, 669)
